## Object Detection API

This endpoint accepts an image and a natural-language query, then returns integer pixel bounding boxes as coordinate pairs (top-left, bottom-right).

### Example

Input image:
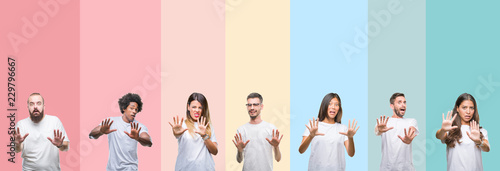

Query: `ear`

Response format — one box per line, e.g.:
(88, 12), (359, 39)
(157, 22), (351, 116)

(261, 103), (264, 110)
(390, 103), (394, 110)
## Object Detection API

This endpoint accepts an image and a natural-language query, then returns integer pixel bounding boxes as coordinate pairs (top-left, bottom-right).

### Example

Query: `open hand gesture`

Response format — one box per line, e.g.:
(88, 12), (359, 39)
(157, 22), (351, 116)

(232, 133), (249, 152)
(266, 129), (283, 147)
(466, 120), (481, 144)
(339, 119), (360, 138)
(442, 111), (458, 131)
(169, 115), (188, 137)
(398, 127), (417, 144)
(306, 117), (324, 137)
(376, 115), (394, 133)
(47, 129), (65, 147)
(125, 122), (142, 140)
(13, 127), (29, 145)
(195, 116), (209, 137)
(100, 118), (117, 134)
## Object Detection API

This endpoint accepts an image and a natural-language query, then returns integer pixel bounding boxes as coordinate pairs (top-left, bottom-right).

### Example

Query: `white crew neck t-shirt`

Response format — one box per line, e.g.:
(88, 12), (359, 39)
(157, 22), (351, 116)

(16, 115), (69, 171)
(376, 117), (419, 171)
(444, 125), (488, 171)
(175, 121), (217, 171)
(96, 116), (149, 171)
(237, 121), (277, 171)
(302, 122), (348, 171)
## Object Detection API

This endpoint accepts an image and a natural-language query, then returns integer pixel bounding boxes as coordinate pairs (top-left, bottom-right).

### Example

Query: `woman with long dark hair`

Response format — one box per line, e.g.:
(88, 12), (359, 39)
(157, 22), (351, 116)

(169, 92), (218, 171)
(436, 93), (490, 170)
(298, 93), (359, 171)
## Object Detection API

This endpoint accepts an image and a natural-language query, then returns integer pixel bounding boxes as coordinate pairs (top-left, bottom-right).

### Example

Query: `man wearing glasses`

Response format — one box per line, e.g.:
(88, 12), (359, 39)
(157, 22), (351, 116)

(232, 92), (283, 171)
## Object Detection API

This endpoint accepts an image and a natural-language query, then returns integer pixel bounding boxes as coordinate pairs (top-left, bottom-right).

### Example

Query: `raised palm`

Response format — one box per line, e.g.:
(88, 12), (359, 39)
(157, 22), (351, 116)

(339, 119), (360, 138)
(232, 133), (249, 152)
(14, 127), (29, 145)
(376, 115), (394, 133)
(169, 115), (187, 136)
(125, 122), (142, 140)
(266, 129), (283, 147)
(442, 111), (458, 131)
(195, 116), (209, 136)
(398, 127), (417, 144)
(306, 117), (324, 137)
(47, 129), (65, 147)
(100, 118), (117, 134)
(466, 120), (481, 143)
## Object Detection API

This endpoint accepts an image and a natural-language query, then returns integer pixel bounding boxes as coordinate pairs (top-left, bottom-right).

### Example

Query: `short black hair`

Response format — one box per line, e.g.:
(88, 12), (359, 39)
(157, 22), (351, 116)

(390, 92), (405, 104)
(247, 92), (263, 103)
(118, 93), (143, 113)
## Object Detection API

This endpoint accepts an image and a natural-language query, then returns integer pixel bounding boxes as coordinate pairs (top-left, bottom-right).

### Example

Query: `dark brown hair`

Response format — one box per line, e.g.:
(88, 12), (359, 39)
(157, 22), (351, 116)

(445, 93), (483, 148)
(317, 93), (342, 123)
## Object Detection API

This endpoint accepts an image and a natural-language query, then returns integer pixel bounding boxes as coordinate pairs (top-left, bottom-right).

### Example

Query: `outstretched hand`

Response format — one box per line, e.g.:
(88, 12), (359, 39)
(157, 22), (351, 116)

(376, 115), (394, 133)
(47, 129), (65, 147)
(266, 129), (283, 147)
(100, 118), (117, 134)
(306, 117), (324, 137)
(13, 127), (29, 145)
(398, 127), (417, 144)
(195, 116), (209, 137)
(339, 119), (360, 138)
(466, 120), (481, 144)
(169, 115), (188, 137)
(442, 111), (458, 132)
(232, 133), (249, 152)
(124, 122), (142, 140)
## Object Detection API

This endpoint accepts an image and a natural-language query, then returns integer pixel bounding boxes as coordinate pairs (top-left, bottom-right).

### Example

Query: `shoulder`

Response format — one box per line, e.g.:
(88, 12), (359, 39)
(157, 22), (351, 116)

(17, 117), (31, 125)
(264, 121), (277, 129)
(46, 115), (62, 122)
(338, 123), (348, 129)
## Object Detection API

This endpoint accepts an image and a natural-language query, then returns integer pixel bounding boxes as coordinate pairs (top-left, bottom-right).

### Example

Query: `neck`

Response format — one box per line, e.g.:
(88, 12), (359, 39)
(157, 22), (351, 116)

(249, 116), (262, 124)
(122, 115), (131, 123)
(323, 117), (336, 124)
(461, 120), (470, 126)
(392, 113), (403, 119)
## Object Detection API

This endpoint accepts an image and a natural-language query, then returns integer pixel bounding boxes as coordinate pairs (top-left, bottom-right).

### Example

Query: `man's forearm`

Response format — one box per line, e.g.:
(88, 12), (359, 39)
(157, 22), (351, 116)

(236, 150), (243, 163)
(89, 126), (103, 139)
(273, 146), (281, 162)
(137, 136), (152, 147)
(58, 141), (69, 151)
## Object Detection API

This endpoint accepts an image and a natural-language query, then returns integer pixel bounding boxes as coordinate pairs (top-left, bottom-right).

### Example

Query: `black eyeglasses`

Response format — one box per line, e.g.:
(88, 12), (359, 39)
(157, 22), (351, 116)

(245, 103), (261, 107)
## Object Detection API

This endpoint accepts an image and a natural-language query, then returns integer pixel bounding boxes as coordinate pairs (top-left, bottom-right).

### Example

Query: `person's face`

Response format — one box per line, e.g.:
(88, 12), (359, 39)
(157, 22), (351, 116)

(123, 102), (139, 123)
(188, 100), (202, 121)
(391, 96), (406, 117)
(28, 95), (44, 122)
(246, 98), (263, 119)
(457, 100), (475, 123)
(327, 98), (340, 120)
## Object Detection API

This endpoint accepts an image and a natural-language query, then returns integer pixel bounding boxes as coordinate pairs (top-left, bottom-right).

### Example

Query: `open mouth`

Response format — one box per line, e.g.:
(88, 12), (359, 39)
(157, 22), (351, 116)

(194, 113), (200, 118)
(400, 109), (406, 113)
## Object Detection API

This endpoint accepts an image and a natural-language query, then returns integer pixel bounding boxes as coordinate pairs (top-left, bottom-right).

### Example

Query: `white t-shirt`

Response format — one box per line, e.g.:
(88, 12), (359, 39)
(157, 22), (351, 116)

(444, 125), (488, 171)
(95, 116), (149, 171)
(302, 122), (348, 171)
(16, 115), (69, 171)
(237, 121), (277, 171)
(375, 117), (419, 171)
(175, 121), (217, 171)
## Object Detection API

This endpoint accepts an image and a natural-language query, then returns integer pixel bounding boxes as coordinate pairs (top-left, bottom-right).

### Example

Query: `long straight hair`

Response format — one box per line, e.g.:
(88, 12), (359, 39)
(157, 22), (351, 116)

(317, 93), (343, 123)
(185, 92), (212, 138)
(445, 93), (483, 148)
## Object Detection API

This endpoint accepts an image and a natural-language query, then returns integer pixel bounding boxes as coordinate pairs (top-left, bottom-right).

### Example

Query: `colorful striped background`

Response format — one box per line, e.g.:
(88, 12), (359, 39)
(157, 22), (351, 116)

(1, 0), (499, 170)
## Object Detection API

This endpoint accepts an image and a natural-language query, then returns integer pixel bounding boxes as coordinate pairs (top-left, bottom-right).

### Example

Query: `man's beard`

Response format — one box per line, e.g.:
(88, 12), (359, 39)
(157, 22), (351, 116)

(30, 109), (44, 123)
(394, 107), (404, 118)
(249, 110), (259, 119)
